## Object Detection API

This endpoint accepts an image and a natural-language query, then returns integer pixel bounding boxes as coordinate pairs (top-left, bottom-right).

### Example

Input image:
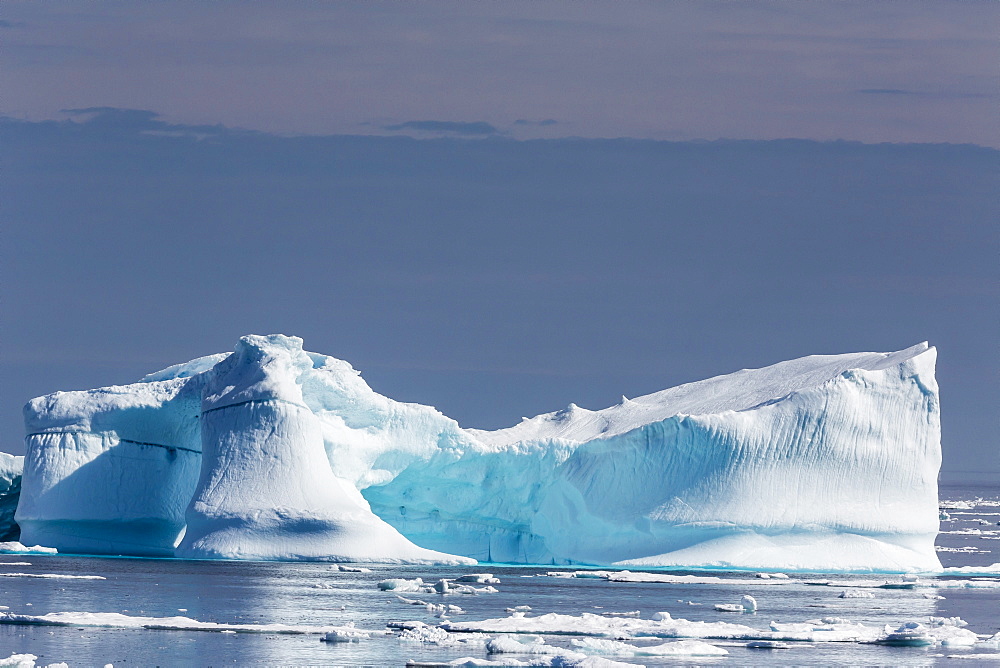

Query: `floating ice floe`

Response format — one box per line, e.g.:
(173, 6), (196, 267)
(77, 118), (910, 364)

(406, 656), (636, 667)
(398, 623), (490, 646)
(0, 656), (73, 668)
(442, 610), (992, 647)
(456, 573), (501, 584)
(570, 637), (728, 656)
(0, 543), (56, 555)
(0, 572), (104, 580)
(839, 590), (876, 599)
(394, 596), (465, 617)
(379, 577), (498, 595)
(320, 625), (369, 643)
(333, 564), (373, 573)
(0, 610), (378, 636)
(937, 564), (1000, 576)
(713, 595), (756, 613)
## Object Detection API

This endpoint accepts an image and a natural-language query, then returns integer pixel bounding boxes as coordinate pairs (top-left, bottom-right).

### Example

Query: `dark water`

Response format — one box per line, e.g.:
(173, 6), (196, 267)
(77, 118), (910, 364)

(1, 484), (997, 667)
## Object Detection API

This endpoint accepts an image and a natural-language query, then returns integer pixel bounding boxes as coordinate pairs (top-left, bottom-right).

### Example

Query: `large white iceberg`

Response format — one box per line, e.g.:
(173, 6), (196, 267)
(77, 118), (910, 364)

(16, 334), (941, 570)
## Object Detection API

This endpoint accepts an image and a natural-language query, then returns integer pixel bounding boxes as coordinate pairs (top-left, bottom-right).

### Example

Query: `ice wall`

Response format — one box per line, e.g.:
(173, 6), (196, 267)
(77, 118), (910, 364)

(17, 335), (942, 571)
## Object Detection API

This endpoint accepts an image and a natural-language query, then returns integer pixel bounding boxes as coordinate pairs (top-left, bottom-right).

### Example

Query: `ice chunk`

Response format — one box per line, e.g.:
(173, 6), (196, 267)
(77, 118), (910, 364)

(839, 590), (876, 598)
(741, 595), (757, 612)
(875, 622), (934, 646)
(320, 624), (367, 643)
(455, 573), (501, 584)
(0, 656), (38, 668)
(0, 542), (56, 555)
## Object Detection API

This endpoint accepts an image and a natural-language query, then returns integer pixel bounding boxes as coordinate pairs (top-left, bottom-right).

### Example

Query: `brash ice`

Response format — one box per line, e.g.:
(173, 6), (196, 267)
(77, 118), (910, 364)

(16, 335), (941, 571)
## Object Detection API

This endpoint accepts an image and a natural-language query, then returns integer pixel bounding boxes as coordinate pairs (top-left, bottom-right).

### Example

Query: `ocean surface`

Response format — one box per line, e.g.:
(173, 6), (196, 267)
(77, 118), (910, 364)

(1, 484), (998, 667)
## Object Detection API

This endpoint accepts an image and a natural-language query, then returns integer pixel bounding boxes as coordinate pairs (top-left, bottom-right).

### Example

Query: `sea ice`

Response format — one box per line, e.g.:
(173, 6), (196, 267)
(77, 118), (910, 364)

(570, 637), (728, 656)
(0, 543), (56, 555)
(0, 610), (375, 636)
(16, 335), (942, 570)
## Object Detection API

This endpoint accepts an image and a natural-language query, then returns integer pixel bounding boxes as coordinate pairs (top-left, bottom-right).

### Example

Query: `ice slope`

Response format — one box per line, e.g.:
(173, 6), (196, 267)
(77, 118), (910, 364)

(17, 335), (941, 570)
(365, 342), (942, 570)
(174, 335), (472, 563)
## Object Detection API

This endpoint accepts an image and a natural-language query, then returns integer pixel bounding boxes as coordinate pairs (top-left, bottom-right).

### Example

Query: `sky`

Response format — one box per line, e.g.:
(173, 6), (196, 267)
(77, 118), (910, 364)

(2, 2), (998, 482)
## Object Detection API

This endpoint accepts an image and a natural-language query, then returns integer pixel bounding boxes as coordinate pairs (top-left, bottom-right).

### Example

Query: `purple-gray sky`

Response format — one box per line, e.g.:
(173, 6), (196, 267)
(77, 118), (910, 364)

(2, 1), (997, 146)
(1, 2), (998, 483)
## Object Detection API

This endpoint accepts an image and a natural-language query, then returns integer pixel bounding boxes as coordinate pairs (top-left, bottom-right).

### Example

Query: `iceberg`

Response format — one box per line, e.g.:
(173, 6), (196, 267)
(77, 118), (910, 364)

(0, 453), (22, 541)
(16, 334), (941, 570)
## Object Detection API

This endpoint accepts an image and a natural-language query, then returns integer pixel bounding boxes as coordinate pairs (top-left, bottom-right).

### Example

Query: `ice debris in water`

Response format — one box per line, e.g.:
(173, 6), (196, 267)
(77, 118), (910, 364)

(455, 573), (501, 584)
(714, 595), (755, 613)
(405, 656), (636, 667)
(570, 637), (728, 656)
(17, 335), (943, 571)
(395, 596), (465, 617)
(379, 577), (497, 595)
(0, 543), (57, 555)
(397, 623), (488, 646)
(0, 610), (374, 636)
(839, 590), (876, 598)
(320, 624), (368, 643)
(333, 564), (372, 572)
(0, 656), (75, 668)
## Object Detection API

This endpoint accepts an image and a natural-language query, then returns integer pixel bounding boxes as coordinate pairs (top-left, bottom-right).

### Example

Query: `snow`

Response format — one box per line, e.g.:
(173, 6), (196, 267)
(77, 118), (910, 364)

(17, 335), (941, 570)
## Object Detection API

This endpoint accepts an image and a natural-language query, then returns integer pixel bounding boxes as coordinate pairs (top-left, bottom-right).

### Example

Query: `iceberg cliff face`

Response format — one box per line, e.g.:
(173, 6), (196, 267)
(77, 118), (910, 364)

(17, 335), (941, 571)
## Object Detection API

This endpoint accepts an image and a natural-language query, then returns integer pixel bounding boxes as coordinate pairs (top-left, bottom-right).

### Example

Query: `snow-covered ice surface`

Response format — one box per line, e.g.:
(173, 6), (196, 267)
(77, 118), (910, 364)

(18, 335), (941, 571)
(0, 486), (997, 666)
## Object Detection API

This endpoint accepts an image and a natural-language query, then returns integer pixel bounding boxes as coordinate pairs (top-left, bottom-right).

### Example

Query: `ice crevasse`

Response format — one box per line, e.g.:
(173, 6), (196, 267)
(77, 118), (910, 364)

(16, 334), (942, 571)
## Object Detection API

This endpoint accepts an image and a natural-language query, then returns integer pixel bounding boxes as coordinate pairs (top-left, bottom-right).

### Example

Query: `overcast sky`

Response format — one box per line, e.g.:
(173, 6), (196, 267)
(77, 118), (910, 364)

(2, 2), (998, 482)
(2, 1), (997, 145)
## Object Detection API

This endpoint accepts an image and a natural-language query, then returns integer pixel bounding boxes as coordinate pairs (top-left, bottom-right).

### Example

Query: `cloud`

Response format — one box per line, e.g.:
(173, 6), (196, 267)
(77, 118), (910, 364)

(383, 120), (499, 136)
(859, 89), (993, 100)
(514, 119), (558, 127)
(0, 19), (25, 28)
(61, 107), (165, 129)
